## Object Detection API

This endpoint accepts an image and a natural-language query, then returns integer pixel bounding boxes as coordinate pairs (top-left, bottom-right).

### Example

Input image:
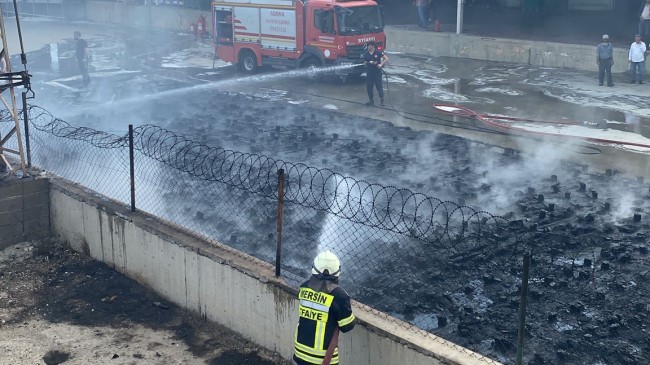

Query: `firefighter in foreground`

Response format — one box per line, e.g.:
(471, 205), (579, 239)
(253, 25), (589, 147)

(293, 251), (355, 365)
(363, 41), (388, 107)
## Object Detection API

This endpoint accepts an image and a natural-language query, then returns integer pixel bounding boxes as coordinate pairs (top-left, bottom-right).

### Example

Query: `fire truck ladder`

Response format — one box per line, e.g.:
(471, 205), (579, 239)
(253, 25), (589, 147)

(0, 0), (32, 179)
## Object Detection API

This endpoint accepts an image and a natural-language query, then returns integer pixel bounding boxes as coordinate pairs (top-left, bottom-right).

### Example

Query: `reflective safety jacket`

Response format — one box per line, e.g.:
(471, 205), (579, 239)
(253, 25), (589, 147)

(293, 279), (355, 365)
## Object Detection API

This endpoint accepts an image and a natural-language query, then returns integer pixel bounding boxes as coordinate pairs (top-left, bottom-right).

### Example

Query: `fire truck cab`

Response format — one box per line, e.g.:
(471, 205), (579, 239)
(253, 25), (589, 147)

(212, 0), (386, 76)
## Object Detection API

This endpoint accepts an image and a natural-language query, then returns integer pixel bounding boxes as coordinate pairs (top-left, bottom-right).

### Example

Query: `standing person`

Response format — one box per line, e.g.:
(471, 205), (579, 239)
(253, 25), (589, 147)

(640, 0), (650, 43)
(629, 34), (647, 84)
(74, 31), (90, 88)
(415, 0), (429, 28)
(293, 251), (355, 365)
(363, 41), (388, 107)
(596, 34), (614, 87)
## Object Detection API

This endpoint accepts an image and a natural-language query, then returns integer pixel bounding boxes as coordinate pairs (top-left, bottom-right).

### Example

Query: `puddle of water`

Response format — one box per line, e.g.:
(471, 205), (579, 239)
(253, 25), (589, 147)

(403, 59), (650, 140)
(554, 321), (575, 332)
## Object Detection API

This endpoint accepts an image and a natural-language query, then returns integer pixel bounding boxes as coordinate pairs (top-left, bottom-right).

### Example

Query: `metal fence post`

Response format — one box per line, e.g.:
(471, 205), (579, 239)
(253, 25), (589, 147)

(275, 168), (285, 277)
(516, 252), (531, 365)
(129, 124), (136, 212)
(21, 92), (31, 167)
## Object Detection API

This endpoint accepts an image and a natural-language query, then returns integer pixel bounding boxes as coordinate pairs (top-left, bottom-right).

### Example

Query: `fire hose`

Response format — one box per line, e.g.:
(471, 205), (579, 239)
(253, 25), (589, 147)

(432, 103), (650, 150)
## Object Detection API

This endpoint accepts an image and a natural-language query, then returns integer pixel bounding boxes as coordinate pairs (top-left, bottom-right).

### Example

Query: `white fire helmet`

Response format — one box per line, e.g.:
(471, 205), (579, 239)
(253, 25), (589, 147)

(312, 251), (341, 278)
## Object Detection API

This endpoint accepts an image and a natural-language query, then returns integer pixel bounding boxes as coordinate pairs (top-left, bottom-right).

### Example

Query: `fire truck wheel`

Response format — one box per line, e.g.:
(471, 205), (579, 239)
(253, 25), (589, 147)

(238, 50), (258, 74)
(301, 57), (322, 81)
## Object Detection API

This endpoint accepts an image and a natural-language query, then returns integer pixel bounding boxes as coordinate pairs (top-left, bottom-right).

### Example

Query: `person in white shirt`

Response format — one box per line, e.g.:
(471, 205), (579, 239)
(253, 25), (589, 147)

(629, 34), (647, 84)
(640, 0), (650, 42)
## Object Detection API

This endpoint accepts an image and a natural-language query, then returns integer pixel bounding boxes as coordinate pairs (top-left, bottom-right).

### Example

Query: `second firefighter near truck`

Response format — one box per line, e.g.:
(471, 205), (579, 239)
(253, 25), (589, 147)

(363, 40), (387, 106)
(294, 251), (355, 365)
(212, 0), (386, 76)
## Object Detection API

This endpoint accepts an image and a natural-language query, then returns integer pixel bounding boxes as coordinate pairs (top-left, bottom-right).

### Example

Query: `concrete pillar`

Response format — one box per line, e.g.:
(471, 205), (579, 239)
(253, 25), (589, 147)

(456, 0), (464, 34)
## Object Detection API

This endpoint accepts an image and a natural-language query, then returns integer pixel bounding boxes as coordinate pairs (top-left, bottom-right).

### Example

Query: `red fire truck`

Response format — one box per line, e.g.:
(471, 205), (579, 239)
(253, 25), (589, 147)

(212, 0), (386, 76)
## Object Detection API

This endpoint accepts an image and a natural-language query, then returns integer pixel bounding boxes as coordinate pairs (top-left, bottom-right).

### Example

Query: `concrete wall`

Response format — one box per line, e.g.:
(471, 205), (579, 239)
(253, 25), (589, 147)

(49, 177), (500, 365)
(64, 0), (87, 21)
(501, 0), (520, 7)
(0, 178), (50, 249)
(384, 28), (630, 73)
(85, 1), (212, 35)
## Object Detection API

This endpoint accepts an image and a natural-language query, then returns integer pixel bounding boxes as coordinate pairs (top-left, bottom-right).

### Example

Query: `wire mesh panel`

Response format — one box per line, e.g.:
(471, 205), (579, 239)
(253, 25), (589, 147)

(133, 150), (280, 263)
(132, 125), (281, 264)
(26, 106), (131, 203)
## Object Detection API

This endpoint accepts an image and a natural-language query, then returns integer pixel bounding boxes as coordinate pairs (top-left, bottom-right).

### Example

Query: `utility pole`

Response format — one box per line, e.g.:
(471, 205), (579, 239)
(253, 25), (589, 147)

(456, 0), (464, 35)
(0, 0), (32, 179)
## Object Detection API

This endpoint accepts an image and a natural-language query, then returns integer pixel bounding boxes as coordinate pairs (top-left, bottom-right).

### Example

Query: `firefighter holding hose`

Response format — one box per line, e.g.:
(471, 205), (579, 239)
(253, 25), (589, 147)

(363, 41), (388, 107)
(293, 251), (356, 365)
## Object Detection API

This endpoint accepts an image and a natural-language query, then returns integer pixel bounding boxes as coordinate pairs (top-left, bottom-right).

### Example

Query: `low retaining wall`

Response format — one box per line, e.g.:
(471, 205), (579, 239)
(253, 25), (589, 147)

(0, 178), (50, 249)
(85, 1), (628, 72)
(384, 28), (630, 73)
(85, 1), (211, 36)
(49, 177), (499, 365)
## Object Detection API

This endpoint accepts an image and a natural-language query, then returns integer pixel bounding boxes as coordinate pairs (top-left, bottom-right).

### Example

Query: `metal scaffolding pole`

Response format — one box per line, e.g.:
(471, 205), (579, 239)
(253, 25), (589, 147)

(0, 0), (32, 179)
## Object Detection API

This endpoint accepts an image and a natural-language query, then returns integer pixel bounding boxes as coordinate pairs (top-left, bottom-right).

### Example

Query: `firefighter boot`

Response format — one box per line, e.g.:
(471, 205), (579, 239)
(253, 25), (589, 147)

(365, 100), (374, 106)
(380, 98), (385, 107)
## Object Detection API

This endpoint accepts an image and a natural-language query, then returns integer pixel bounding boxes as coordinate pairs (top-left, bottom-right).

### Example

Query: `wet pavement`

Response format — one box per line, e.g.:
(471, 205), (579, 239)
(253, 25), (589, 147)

(6, 18), (650, 365)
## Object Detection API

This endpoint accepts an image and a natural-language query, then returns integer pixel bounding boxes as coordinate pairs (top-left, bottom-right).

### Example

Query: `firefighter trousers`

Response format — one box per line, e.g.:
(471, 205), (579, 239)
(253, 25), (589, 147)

(366, 71), (384, 102)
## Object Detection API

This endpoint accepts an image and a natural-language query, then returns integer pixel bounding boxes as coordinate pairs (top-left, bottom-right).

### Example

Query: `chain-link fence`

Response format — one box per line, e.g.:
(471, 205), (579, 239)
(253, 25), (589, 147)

(25, 106), (131, 200)
(2, 105), (649, 365)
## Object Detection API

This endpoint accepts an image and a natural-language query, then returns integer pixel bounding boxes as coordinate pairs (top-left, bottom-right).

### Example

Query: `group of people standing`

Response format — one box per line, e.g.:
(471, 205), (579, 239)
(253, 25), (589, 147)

(596, 33), (647, 87)
(596, 0), (650, 87)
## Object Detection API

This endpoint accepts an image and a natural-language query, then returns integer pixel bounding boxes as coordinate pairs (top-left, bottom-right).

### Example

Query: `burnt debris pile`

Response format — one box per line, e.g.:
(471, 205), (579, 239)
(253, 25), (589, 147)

(355, 163), (649, 365)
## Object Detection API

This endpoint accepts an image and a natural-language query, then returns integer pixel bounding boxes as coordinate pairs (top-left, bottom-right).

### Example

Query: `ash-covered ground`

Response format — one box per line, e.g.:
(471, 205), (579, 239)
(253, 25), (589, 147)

(0, 239), (291, 365)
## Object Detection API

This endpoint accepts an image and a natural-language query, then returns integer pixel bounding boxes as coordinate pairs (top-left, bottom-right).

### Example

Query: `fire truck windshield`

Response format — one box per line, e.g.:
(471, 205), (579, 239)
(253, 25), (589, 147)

(336, 6), (383, 35)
